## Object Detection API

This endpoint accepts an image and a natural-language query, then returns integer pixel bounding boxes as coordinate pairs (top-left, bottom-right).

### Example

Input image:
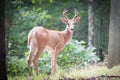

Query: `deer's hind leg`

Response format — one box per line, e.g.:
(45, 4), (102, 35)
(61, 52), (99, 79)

(33, 46), (45, 75)
(27, 46), (36, 76)
(27, 38), (37, 76)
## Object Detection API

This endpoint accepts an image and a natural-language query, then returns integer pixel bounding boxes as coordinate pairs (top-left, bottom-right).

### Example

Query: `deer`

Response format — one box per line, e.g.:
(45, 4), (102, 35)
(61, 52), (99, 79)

(27, 9), (80, 76)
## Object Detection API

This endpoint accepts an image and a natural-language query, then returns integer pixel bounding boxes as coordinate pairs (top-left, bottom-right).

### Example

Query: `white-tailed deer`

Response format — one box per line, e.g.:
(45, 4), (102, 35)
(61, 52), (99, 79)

(27, 9), (80, 76)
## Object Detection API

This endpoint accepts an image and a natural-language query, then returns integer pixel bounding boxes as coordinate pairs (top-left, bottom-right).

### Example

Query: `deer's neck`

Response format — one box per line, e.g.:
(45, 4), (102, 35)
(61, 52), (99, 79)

(63, 27), (73, 43)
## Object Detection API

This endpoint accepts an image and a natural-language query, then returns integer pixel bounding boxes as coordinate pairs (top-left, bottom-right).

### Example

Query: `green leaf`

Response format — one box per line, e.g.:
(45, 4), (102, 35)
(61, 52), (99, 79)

(49, 0), (54, 3)
(31, 0), (35, 4)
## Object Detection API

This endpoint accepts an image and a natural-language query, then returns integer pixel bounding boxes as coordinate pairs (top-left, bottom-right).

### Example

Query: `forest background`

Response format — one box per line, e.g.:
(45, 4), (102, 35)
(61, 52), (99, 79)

(6, 0), (112, 79)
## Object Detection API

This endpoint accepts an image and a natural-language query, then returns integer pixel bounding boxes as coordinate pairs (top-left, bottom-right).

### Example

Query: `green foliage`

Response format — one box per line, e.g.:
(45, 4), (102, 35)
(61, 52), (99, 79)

(7, 56), (27, 76)
(8, 8), (51, 57)
(58, 40), (99, 68)
(38, 52), (51, 74)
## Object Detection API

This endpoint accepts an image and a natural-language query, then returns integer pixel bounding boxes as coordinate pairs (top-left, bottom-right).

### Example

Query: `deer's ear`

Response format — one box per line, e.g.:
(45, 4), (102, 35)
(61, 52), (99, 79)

(74, 16), (80, 23)
(61, 17), (68, 23)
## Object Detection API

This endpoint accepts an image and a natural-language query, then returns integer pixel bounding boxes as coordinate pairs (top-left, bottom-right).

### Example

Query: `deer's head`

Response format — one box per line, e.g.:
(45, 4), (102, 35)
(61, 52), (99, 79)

(61, 9), (80, 31)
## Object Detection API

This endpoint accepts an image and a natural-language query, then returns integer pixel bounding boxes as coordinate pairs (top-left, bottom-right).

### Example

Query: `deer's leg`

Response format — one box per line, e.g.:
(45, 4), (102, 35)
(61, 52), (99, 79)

(51, 48), (60, 75)
(27, 37), (37, 76)
(27, 49), (36, 76)
(33, 47), (44, 75)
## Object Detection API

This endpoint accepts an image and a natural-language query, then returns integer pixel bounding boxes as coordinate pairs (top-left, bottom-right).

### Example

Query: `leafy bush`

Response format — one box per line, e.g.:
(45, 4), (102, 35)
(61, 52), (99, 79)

(7, 56), (27, 76)
(38, 52), (51, 74)
(58, 40), (99, 68)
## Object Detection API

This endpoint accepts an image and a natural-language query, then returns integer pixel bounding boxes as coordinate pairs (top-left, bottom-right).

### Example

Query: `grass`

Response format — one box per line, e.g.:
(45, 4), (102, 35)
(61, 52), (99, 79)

(8, 72), (49, 80)
(64, 64), (120, 79)
(8, 64), (120, 80)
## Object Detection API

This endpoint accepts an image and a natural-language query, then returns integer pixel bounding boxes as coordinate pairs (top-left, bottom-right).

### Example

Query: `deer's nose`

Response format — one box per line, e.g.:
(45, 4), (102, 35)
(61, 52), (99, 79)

(71, 28), (74, 31)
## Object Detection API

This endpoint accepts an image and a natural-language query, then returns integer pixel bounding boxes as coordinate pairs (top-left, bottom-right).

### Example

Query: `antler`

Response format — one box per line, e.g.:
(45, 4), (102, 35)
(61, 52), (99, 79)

(63, 9), (69, 20)
(73, 9), (78, 19)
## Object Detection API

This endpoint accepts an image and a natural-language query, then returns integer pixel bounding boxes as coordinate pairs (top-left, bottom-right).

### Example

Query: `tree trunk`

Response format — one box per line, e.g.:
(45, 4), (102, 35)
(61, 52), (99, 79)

(88, 0), (94, 47)
(0, 0), (7, 80)
(107, 0), (120, 68)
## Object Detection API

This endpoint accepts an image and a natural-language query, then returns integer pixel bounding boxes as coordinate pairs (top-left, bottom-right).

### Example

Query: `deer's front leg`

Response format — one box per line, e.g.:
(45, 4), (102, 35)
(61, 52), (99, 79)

(51, 49), (60, 75)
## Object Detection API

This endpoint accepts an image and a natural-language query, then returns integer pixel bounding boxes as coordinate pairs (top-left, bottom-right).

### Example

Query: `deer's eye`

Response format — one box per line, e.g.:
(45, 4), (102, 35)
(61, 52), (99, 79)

(67, 23), (69, 25)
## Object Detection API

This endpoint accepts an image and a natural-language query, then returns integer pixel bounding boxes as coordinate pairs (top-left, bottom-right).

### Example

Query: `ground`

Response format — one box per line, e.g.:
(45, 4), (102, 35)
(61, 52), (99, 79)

(8, 63), (120, 80)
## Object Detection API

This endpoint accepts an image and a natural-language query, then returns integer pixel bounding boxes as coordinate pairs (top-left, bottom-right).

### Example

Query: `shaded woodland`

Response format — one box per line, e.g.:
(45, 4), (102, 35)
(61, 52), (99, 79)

(0, 0), (120, 79)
